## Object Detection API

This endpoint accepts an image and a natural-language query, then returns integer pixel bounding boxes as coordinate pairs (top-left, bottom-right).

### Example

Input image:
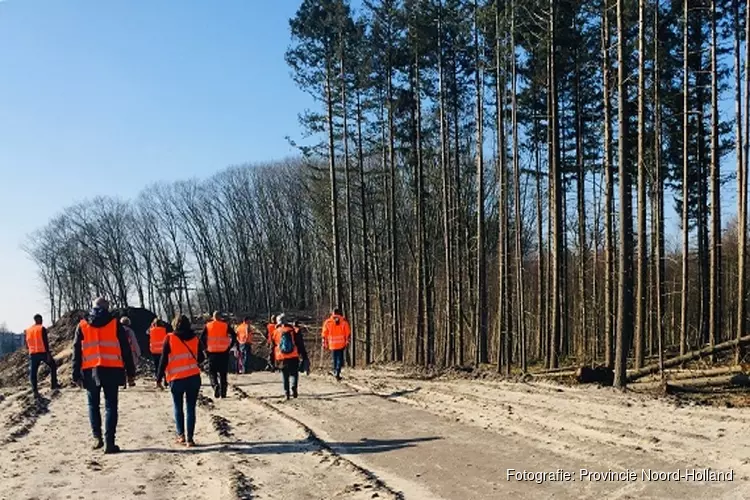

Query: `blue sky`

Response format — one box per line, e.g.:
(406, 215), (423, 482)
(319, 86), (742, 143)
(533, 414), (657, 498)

(0, 0), (314, 331)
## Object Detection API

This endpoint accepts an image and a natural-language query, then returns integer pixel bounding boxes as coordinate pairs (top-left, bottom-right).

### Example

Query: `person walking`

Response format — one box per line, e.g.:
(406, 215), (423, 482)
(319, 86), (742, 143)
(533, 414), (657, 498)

(235, 317), (253, 374)
(25, 314), (59, 397)
(200, 311), (235, 399)
(269, 314), (308, 400)
(147, 318), (172, 388)
(119, 317), (141, 390)
(321, 308), (351, 381)
(72, 297), (136, 454)
(157, 315), (204, 447)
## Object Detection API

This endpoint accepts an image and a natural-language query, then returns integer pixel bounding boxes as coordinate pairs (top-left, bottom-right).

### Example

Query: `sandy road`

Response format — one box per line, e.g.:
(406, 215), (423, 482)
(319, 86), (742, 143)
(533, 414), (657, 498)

(0, 367), (748, 499)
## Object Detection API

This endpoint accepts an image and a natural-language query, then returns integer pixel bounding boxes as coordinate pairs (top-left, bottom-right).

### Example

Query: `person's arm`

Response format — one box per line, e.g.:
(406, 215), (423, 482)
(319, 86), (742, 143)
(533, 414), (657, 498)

(156, 338), (171, 383)
(72, 325), (83, 383)
(117, 325), (136, 379)
(345, 320), (352, 346)
(295, 331), (308, 361)
(200, 326), (208, 352)
(322, 321), (329, 349)
(197, 344), (206, 365)
(228, 325), (237, 350)
(42, 327), (52, 359)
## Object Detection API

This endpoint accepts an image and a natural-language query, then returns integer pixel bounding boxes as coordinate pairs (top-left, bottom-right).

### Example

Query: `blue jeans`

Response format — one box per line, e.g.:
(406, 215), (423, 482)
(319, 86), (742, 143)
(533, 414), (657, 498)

(87, 382), (119, 444)
(170, 375), (201, 440)
(29, 353), (57, 393)
(332, 349), (345, 377)
(239, 344), (251, 373)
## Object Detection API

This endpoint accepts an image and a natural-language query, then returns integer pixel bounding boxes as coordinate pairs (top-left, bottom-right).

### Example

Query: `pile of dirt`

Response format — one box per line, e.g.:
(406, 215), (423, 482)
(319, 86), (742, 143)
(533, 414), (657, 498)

(0, 310), (85, 387)
(0, 307), (157, 388)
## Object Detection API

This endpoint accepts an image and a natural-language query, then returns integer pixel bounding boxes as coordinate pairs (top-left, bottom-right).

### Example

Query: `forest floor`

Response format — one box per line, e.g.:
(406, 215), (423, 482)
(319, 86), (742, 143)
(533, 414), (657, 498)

(1, 364), (749, 499)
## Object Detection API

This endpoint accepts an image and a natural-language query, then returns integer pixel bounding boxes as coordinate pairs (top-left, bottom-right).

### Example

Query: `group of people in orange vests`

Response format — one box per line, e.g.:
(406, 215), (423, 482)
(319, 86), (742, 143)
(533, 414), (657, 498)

(24, 299), (352, 454)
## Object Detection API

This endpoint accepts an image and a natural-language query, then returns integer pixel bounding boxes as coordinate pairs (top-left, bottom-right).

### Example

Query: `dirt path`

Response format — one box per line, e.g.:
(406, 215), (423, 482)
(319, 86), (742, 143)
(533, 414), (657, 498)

(0, 378), (393, 500)
(1, 368), (748, 499)
(240, 369), (749, 500)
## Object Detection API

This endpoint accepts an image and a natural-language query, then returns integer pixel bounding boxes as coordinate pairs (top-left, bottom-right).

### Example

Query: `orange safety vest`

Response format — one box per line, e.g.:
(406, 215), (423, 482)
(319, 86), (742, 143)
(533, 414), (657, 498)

(266, 323), (275, 345)
(272, 325), (299, 361)
(322, 315), (350, 350)
(165, 334), (201, 383)
(236, 323), (250, 345)
(80, 319), (124, 370)
(25, 324), (46, 354)
(149, 325), (168, 354)
(206, 320), (231, 353)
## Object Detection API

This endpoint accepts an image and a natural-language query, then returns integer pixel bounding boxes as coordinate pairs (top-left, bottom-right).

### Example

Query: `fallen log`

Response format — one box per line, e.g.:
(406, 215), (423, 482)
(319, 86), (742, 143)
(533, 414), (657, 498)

(626, 335), (750, 382)
(636, 365), (746, 383)
(629, 373), (750, 393)
(535, 365), (579, 375)
(534, 370), (577, 379)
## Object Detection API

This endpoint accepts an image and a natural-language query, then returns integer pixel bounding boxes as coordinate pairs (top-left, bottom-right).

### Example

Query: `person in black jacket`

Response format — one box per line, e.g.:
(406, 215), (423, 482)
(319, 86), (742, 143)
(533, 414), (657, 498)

(157, 315), (205, 447)
(72, 297), (136, 454)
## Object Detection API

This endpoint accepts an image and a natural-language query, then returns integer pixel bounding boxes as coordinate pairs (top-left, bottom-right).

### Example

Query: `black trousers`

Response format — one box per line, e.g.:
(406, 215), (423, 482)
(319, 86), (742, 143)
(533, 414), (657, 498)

(280, 358), (300, 397)
(151, 353), (162, 379)
(207, 352), (229, 398)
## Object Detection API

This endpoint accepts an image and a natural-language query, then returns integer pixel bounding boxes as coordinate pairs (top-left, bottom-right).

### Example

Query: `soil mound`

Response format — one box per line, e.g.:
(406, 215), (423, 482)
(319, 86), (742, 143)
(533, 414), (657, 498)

(0, 307), (157, 388)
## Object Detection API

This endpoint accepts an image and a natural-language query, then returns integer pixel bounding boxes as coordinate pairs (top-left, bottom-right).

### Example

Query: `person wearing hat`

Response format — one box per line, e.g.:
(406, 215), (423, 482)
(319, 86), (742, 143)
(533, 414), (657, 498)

(269, 314), (309, 400)
(72, 297), (136, 454)
(200, 311), (236, 399)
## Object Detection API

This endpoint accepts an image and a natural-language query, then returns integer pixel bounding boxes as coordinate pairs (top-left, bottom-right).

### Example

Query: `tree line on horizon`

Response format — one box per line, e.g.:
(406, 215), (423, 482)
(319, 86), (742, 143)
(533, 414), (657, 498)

(26, 0), (750, 387)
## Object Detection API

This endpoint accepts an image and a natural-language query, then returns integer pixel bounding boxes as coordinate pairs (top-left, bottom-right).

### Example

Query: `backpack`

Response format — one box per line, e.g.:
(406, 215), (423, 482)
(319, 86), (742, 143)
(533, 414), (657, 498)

(279, 328), (295, 354)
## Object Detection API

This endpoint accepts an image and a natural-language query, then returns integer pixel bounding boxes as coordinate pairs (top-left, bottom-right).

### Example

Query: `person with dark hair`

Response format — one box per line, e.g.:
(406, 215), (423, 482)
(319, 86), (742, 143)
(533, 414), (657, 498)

(269, 314), (309, 400)
(25, 313), (59, 397)
(200, 311), (236, 398)
(158, 315), (204, 447)
(322, 307), (351, 381)
(235, 316), (253, 374)
(72, 297), (136, 454)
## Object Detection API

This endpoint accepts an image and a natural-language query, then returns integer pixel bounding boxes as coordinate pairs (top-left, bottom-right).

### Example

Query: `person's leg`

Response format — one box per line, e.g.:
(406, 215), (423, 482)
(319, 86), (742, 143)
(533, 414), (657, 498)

(103, 383), (120, 450)
(281, 364), (290, 398)
(207, 354), (220, 398)
(170, 378), (186, 439)
(86, 382), (103, 440)
(44, 356), (59, 389)
(152, 353), (161, 380)
(290, 359), (299, 398)
(333, 350), (343, 378)
(219, 353), (229, 398)
(185, 376), (200, 442)
(29, 355), (41, 394)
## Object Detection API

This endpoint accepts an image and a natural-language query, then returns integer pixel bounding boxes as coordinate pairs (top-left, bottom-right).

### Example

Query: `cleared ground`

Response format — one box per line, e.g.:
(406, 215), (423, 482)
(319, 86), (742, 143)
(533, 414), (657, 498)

(0, 366), (748, 499)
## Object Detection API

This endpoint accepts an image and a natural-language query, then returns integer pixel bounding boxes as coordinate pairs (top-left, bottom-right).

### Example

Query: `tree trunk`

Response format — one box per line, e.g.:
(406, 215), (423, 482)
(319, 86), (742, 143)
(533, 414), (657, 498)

(355, 90), (372, 365)
(654, 0), (665, 378)
(549, 0), (562, 370)
(602, 0), (615, 370)
(614, 0), (634, 389)
(635, 0), (647, 370)
(326, 56), (343, 311)
(438, 1), (454, 367)
(736, 0), (748, 364)
(709, 0), (721, 360)
(474, 0), (488, 366)
(510, 0), (526, 372)
(340, 47), (356, 367)
(680, 0), (690, 358)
